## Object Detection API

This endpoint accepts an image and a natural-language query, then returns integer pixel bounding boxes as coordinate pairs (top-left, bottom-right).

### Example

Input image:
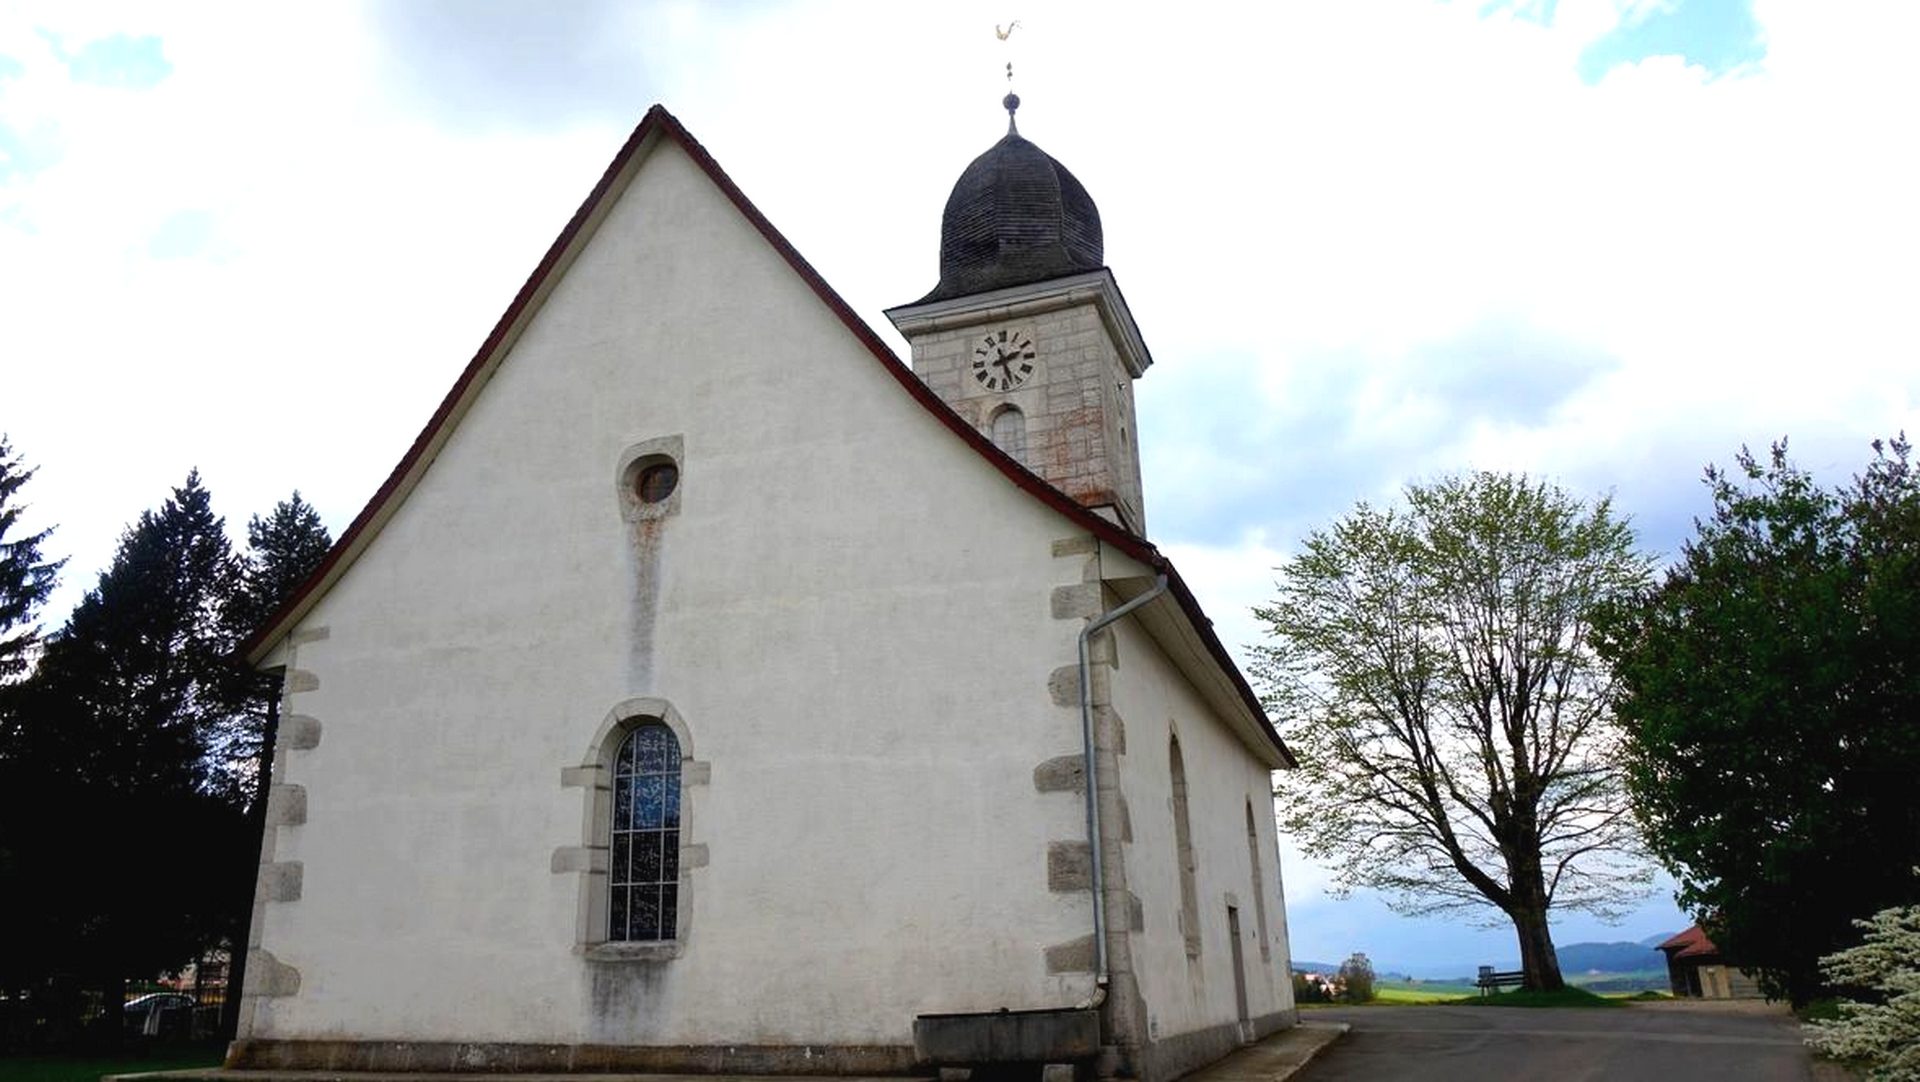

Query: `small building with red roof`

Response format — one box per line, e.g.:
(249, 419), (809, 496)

(1656, 925), (1763, 999)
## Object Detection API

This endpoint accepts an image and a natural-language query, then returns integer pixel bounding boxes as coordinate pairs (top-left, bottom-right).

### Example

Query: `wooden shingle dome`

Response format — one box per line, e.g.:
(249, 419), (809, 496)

(913, 95), (1105, 304)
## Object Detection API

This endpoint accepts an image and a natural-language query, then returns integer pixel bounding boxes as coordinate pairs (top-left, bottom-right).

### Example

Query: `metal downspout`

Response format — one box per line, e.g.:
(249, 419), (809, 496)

(1075, 573), (1169, 1011)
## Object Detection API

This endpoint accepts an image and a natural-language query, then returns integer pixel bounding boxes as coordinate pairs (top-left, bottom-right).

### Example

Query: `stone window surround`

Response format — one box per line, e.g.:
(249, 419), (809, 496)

(615, 435), (684, 523)
(558, 697), (710, 963)
(1169, 729), (1202, 959)
(1243, 799), (1273, 962)
(988, 402), (1029, 465)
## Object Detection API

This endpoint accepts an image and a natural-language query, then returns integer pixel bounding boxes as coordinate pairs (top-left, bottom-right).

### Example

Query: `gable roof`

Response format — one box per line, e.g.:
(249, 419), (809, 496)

(240, 104), (1294, 769)
(1657, 925), (1722, 960)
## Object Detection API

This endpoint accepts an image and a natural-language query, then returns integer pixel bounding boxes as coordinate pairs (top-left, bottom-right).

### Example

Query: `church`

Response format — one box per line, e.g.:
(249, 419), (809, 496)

(230, 99), (1298, 1081)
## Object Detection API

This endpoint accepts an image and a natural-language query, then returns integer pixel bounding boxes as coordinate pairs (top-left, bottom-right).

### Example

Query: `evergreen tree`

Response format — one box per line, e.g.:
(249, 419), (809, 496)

(233, 490), (332, 639)
(218, 491), (333, 802)
(0, 435), (62, 1046)
(0, 434), (62, 682)
(0, 471), (253, 1037)
(217, 491), (332, 1039)
(20, 470), (245, 792)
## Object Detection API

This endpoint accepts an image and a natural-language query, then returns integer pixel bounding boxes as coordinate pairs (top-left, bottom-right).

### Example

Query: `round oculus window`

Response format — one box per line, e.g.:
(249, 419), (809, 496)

(635, 462), (679, 504)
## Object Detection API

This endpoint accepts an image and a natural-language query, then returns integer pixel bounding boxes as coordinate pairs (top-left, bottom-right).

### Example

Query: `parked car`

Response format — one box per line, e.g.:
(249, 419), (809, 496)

(123, 992), (195, 1037)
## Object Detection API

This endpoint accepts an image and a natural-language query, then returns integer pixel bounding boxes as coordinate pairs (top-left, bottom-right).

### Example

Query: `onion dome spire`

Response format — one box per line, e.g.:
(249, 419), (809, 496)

(912, 95), (1105, 304)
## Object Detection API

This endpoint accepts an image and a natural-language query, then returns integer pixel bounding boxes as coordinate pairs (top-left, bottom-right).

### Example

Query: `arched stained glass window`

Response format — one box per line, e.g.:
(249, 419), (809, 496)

(611, 724), (681, 942)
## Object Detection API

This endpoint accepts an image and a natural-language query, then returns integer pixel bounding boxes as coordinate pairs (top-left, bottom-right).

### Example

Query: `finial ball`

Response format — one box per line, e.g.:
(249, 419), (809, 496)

(1004, 92), (1021, 115)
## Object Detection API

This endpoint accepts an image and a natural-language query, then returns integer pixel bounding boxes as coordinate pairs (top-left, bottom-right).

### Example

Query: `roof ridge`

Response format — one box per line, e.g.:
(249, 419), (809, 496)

(237, 104), (1291, 767)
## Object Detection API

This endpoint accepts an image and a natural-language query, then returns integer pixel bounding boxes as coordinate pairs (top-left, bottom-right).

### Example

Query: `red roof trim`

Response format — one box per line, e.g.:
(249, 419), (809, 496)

(1657, 925), (1720, 958)
(240, 105), (1294, 768)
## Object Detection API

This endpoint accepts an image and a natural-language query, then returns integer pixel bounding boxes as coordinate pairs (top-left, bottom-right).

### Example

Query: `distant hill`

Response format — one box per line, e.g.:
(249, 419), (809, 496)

(1296, 936), (1680, 985)
(1551, 940), (1669, 975)
(1639, 930), (1680, 948)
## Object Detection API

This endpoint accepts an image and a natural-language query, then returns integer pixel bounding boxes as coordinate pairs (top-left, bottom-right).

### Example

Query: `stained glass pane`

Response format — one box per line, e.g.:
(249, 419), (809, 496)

(610, 886), (630, 942)
(637, 727), (675, 773)
(611, 833), (631, 886)
(636, 775), (665, 829)
(606, 724), (684, 943)
(634, 887), (661, 941)
(635, 832), (663, 884)
(613, 775), (634, 832)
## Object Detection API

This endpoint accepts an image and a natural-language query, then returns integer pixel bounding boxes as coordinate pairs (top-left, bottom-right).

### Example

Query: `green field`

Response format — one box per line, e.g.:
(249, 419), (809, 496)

(1374, 979), (1479, 1003)
(1362, 979), (1669, 1006)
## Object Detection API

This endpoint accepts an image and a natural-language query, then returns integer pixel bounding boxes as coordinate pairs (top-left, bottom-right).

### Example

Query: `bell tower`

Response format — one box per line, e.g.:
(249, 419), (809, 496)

(885, 94), (1153, 535)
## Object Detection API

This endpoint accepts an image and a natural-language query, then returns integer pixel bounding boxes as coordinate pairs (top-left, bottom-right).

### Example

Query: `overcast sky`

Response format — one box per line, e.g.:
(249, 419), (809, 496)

(5, 0), (1917, 976)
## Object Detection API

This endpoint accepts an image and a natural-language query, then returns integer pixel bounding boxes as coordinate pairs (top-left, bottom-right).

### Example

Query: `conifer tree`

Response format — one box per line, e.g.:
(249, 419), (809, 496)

(234, 491), (332, 638)
(1, 471), (253, 1031)
(219, 491), (332, 1037)
(220, 491), (333, 800)
(0, 435), (62, 682)
(22, 470), (245, 792)
(0, 435), (61, 1046)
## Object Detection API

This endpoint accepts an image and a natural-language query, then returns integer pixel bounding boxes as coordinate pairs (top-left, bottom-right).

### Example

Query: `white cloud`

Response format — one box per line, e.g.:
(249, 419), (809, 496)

(6, 0), (1912, 966)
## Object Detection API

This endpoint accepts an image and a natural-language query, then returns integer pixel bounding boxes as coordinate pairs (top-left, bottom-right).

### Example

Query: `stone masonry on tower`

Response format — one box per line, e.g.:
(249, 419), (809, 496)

(226, 101), (1295, 1081)
(887, 94), (1150, 535)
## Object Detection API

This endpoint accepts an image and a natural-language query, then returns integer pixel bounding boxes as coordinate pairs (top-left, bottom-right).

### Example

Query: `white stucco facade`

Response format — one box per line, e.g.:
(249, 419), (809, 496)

(1108, 618), (1294, 1051)
(235, 108), (1294, 1081)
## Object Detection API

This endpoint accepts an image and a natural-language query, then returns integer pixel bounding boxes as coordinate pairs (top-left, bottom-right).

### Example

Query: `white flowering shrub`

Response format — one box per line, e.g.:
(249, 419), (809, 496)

(1805, 892), (1920, 1081)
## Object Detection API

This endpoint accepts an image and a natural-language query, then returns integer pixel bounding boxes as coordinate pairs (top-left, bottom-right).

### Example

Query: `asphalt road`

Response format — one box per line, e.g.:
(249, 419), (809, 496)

(1296, 1001), (1827, 1082)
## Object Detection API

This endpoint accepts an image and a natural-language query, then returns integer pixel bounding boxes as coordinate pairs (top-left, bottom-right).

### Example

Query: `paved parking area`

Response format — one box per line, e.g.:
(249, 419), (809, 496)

(1295, 1001), (1828, 1082)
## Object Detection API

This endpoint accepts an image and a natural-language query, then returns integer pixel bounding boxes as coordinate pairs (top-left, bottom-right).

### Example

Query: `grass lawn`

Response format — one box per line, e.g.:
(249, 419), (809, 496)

(1375, 980), (1479, 1004)
(1309, 981), (1666, 1008)
(0, 1045), (223, 1082)
(1462, 985), (1624, 1008)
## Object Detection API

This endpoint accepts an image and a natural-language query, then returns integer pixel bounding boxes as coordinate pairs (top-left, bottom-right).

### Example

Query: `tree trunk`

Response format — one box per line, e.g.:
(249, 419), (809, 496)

(1510, 902), (1565, 991)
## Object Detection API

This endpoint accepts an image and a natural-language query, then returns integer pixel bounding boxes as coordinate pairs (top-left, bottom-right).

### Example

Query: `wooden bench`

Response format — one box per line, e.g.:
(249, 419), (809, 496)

(1476, 966), (1526, 994)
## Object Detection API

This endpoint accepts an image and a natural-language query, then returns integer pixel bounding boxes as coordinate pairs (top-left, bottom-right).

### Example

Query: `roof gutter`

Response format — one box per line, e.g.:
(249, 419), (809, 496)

(1075, 573), (1168, 1010)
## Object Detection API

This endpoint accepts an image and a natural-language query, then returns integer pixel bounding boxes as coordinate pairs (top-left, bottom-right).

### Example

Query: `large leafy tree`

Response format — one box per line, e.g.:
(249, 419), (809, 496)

(0, 435), (63, 682)
(1255, 472), (1655, 991)
(1596, 438), (1920, 1005)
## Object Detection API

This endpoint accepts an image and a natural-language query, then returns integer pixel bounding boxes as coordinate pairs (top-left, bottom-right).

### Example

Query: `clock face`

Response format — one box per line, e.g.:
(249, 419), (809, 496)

(972, 327), (1036, 392)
